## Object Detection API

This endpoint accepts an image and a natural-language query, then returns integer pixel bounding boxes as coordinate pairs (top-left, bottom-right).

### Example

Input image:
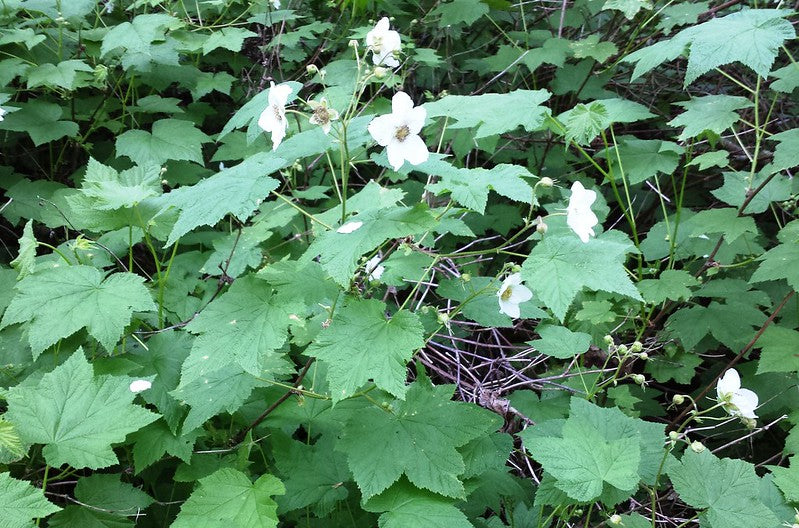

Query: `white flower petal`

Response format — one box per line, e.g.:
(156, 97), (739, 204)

(392, 134), (429, 166)
(386, 141), (407, 171)
(404, 106), (427, 135)
(129, 379), (152, 393)
(508, 284), (533, 304)
(268, 81), (293, 108)
(337, 221), (363, 234)
(717, 368), (741, 399)
(392, 91), (415, 115)
(567, 181), (599, 243)
(368, 114), (398, 146)
(498, 298), (521, 319)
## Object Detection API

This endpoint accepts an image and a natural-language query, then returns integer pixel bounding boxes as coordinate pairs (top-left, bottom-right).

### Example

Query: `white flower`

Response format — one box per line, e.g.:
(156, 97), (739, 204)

(308, 97), (338, 134)
(257, 81), (293, 150)
(337, 221), (363, 234)
(366, 17), (401, 68)
(497, 273), (533, 319)
(129, 379), (152, 393)
(271, 0), (280, 7)
(716, 368), (758, 419)
(0, 107), (6, 122)
(367, 91), (429, 171)
(364, 255), (385, 281)
(566, 181), (599, 243)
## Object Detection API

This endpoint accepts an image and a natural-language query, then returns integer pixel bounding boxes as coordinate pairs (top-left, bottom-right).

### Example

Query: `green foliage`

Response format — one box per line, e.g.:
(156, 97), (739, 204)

(1, 0), (797, 526)
(4, 350), (159, 469)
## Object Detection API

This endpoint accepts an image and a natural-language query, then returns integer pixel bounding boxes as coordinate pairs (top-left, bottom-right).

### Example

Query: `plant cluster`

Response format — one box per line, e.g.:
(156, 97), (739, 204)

(0, 0), (797, 527)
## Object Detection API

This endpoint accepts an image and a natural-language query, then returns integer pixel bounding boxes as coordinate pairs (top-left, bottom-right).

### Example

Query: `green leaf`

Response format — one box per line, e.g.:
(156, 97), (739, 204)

(645, 349), (702, 384)
(570, 35), (618, 63)
(178, 276), (303, 386)
(48, 506), (132, 528)
(756, 326), (799, 374)
(523, 416), (640, 502)
(637, 269), (698, 304)
(26, 59), (93, 90)
(564, 101), (608, 146)
(657, 1), (709, 33)
(19, 0), (96, 19)
(667, 301), (765, 351)
(687, 150), (729, 170)
(201, 27), (257, 54)
(0, 101), (78, 146)
(363, 479), (473, 528)
(116, 119), (211, 166)
(128, 420), (200, 473)
(431, 0), (489, 27)
(100, 14), (183, 71)
(171, 468), (284, 528)
(683, 208), (757, 243)
(0, 417), (26, 463)
(1, 266), (155, 356)
(678, 9), (794, 85)
(424, 161), (535, 214)
(337, 379), (500, 499)
(769, 458), (799, 502)
(159, 153), (285, 245)
(602, 0), (652, 19)
(770, 63), (799, 93)
(767, 128), (799, 172)
(605, 136), (682, 184)
(624, 38), (686, 81)
(0, 472), (60, 525)
(302, 204), (437, 287)
(521, 236), (642, 321)
(306, 298), (424, 401)
(529, 325), (591, 359)
(80, 158), (162, 209)
(4, 350), (158, 469)
(272, 433), (350, 514)
(668, 95), (752, 141)
(669, 449), (779, 528)
(10, 220), (36, 280)
(74, 474), (154, 516)
(711, 171), (792, 214)
(424, 89), (551, 139)
(750, 242), (799, 291)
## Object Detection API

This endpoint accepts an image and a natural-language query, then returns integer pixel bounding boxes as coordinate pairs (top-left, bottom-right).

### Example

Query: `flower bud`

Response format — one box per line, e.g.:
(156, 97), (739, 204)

(437, 312), (449, 325)
(741, 417), (757, 430)
(539, 176), (554, 188)
(348, 39), (358, 48)
(373, 66), (388, 78)
(690, 441), (706, 453)
(536, 220), (548, 234)
(318, 69), (327, 80)
(668, 431), (679, 441)
(632, 374), (645, 386)
(631, 341), (643, 352)
(603, 335), (614, 346)
(511, 264), (521, 273)
(461, 273), (471, 282)
(306, 64), (319, 75)
(672, 394), (685, 405)
(608, 514), (623, 526)
(638, 352), (648, 360)
(617, 344), (629, 355)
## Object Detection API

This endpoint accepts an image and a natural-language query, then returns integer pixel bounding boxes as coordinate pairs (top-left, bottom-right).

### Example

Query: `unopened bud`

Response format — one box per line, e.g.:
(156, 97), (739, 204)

(536, 220), (548, 234)
(373, 66), (388, 78)
(631, 374), (645, 386)
(348, 39), (358, 48)
(672, 394), (685, 405)
(609, 514), (623, 526)
(306, 64), (319, 75)
(690, 441), (705, 453)
(603, 335), (614, 346)
(668, 431), (679, 441)
(437, 312), (449, 325)
(539, 176), (554, 188)
(638, 352), (648, 360)
(631, 341), (643, 352)
(511, 264), (521, 273)
(617, 344), (629, 355)
(741, 417), (757, 430)
(461, 273), (471, 282)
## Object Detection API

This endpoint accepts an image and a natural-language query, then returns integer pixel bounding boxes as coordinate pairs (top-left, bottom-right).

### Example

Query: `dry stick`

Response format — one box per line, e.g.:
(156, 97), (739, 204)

(232, 357), (316, 445)
(666, 289), (796, 431)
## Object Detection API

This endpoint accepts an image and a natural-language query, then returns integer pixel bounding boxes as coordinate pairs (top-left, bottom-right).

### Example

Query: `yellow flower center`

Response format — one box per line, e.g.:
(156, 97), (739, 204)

(500, 286), (513, 301)
(313, 106), (329, 125)
(395, 125), (410, 142)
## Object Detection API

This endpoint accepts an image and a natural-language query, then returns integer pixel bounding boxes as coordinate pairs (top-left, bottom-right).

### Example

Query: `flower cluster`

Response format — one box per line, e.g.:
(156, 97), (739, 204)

(366, 17), (401, 68)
